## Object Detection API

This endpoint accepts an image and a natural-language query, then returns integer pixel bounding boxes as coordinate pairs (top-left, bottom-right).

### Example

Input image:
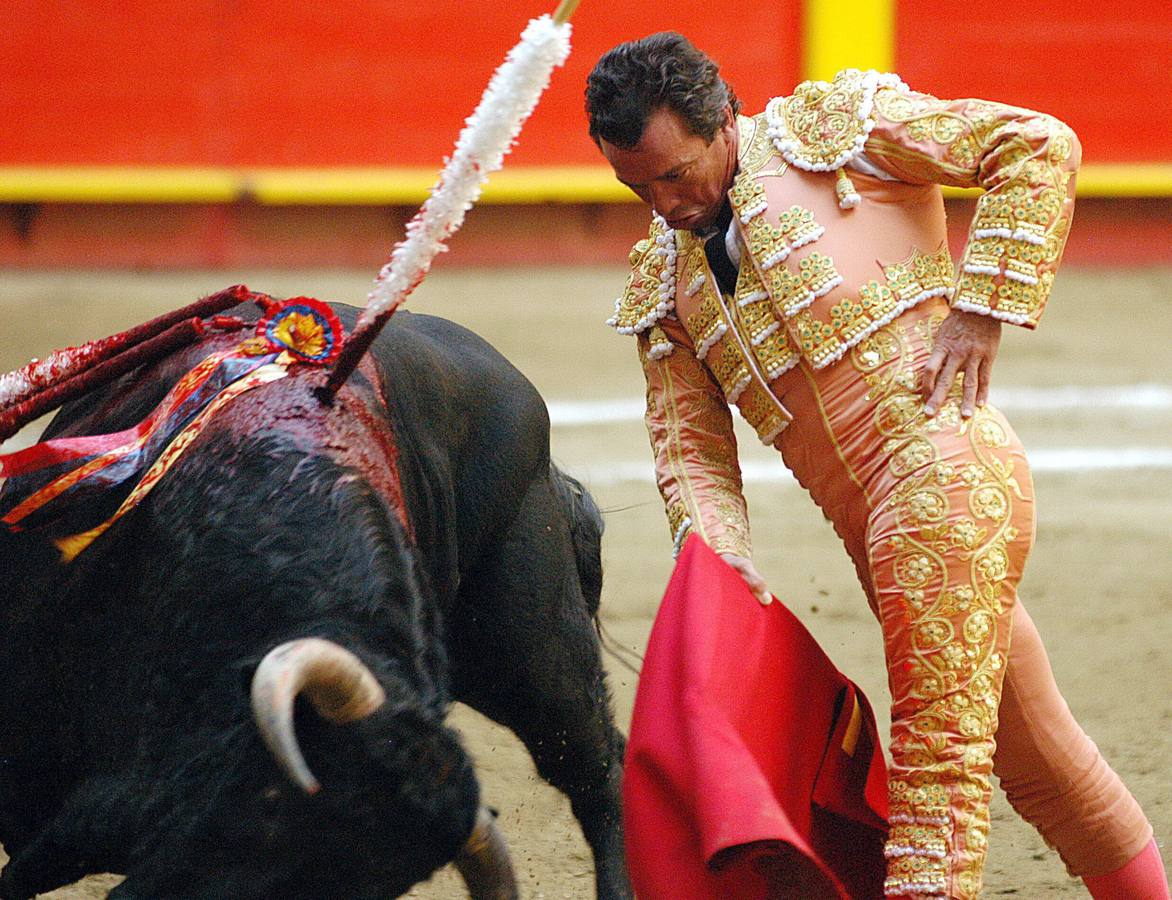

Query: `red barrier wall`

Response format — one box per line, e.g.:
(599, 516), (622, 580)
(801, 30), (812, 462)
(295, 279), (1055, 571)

(1, 1), (801, 168)
(895, 1), (1172, 163)
(4, 3), (1171, 267)
(5, 3), (1170, 170)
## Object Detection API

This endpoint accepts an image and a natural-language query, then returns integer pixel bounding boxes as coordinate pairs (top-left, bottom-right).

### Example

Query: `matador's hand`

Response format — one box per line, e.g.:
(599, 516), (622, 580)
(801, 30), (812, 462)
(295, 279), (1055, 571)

(718, 553), (774, 606)
(922, 309), (1002, 418)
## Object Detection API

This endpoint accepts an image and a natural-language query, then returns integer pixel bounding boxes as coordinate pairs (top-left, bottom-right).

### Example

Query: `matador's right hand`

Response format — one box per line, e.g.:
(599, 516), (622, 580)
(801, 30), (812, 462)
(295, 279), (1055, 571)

(718, 553), (774, 606)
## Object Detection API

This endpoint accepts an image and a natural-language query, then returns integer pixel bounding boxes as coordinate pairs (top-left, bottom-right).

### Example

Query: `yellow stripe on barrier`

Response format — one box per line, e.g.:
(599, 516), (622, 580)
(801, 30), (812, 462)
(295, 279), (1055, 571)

(2, 164), (1172, 205)
(1069, 164), (1172, 198)
(248, 166), (637, 205)
(0, 167), (240, 203)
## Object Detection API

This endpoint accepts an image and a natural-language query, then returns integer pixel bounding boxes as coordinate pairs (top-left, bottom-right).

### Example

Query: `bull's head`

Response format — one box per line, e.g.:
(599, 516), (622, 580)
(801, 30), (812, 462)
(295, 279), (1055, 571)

(250, 637), (518, 900)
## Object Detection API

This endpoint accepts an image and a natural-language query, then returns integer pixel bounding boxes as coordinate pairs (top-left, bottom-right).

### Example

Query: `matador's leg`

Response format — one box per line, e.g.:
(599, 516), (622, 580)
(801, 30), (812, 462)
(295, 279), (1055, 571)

(865, 401), (1034, 899)
(994, 602), (1166, 897)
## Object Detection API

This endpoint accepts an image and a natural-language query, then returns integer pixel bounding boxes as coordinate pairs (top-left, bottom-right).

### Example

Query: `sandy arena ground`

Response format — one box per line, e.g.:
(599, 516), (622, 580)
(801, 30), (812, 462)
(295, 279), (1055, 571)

(0, 265), (1168, 898)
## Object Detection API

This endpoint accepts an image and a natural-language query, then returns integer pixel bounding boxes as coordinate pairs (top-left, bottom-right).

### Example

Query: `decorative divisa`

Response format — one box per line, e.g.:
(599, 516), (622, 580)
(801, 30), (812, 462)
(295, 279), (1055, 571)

(0, 293), (348, 564)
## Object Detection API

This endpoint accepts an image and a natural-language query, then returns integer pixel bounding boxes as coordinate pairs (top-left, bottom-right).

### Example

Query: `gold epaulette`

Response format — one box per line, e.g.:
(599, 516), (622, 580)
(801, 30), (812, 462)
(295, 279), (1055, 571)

(765, 69), (909, 174)
(606, 214), (678, 335)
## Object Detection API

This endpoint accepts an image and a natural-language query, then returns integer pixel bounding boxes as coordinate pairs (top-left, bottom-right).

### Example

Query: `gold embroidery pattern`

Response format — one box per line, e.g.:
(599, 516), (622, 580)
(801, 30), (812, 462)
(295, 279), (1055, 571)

(731, 175), (826, 274)
(608, 216), (677, 334)
(677, 241), (709, 299)
(735, 295), (781, 348)
(646, 325), (674, 361)
(736, 113), (775, 177)
(885, 780), (951, 896)
(786, 246), (954, 370)
(852, 317), (1024, 899)
(708, 505), (751, 555)
(686, 291), (726, 362)
(754, 329), (800, 383)
(666, 500), (692, 555)
(883, 246), (955, 306)
(957, 175), (1070, 325)
(692, 403), (752, 556)
(765, 69), (909, 172)
(642, 335), (708, 556)
(707, 341), (752, 404)
(674, 231), (796, 443)
(730, 254), (800, 382)
(728, 166), (847, 331)
(735, 383), (790, 446)
(871, 87), (1077, 328)
(798, 252), (843, 299)
(652, 351), (752, 559)
(753, 254), (847, 333)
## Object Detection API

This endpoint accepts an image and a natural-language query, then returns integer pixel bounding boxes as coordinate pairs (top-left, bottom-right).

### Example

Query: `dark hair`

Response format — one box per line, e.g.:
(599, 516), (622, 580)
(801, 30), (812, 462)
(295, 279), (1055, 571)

(585, 32), (740, 149)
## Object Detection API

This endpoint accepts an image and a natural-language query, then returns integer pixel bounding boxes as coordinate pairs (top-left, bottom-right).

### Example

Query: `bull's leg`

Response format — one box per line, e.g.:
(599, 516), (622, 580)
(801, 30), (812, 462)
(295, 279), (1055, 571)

(449, 474), (632, 900)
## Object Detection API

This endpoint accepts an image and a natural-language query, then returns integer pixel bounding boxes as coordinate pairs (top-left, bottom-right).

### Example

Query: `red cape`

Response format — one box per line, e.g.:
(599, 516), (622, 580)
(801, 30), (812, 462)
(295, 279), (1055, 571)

(623, 535), (889, 899)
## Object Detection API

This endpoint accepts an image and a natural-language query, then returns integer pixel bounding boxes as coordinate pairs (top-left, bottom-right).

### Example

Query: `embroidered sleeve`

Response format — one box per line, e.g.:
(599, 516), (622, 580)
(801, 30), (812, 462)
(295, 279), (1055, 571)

(863, 85), (1081, 328)
(637, 317), (752, 559)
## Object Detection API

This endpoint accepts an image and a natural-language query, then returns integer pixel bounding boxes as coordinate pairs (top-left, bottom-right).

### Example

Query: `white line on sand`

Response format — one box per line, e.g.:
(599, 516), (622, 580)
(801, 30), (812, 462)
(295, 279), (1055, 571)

(547, 384), (1172, 427)
(567, 448), (1172, 486)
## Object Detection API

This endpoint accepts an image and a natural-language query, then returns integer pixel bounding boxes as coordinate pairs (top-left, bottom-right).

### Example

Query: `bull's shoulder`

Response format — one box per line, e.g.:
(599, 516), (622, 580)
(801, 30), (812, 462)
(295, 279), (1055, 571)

(365, 310), (550, 449)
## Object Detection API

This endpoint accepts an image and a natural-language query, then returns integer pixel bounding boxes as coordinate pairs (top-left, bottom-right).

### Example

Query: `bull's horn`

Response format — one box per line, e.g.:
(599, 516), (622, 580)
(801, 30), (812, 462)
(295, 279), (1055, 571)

(250, 637), (386, 794)
(454, 806), (520, 900)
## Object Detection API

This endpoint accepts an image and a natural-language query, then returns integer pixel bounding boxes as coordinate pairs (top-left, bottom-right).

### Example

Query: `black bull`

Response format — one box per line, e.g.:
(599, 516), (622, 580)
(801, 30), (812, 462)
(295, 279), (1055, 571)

(0, 301), (632, 899)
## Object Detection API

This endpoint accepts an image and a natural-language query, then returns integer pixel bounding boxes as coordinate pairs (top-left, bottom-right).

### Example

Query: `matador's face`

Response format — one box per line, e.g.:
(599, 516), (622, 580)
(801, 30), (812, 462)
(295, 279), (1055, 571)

(599, 105), (738, 233)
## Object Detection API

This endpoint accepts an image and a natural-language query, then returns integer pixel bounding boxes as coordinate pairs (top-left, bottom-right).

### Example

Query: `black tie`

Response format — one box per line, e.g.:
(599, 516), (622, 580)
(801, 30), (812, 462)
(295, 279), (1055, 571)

(702, 201), (738, 296)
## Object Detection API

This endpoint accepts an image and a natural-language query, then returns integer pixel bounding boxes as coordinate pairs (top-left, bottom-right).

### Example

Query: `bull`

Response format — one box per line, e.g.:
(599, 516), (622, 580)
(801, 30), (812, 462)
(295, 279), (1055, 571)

(0, 296), (631, 899)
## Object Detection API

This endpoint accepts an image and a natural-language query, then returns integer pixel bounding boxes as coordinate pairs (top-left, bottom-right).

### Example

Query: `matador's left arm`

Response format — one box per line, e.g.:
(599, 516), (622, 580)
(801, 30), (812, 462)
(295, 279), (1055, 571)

(861, 85), (1082, 329)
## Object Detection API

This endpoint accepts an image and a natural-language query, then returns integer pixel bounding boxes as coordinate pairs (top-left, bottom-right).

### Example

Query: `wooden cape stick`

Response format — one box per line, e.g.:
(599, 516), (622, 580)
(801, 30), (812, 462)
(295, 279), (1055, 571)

(553, 0), (582, 24)
(321, 2), (581, 399)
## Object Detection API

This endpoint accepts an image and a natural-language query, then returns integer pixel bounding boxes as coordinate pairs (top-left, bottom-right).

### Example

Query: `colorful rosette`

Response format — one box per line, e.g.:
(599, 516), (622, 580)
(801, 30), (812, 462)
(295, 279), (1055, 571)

(255, 298), (344, 365)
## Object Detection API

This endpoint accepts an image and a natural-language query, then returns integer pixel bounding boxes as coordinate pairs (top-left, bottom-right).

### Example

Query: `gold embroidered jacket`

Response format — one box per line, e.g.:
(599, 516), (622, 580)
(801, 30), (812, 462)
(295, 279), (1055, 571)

(607, 69), (1081, 557)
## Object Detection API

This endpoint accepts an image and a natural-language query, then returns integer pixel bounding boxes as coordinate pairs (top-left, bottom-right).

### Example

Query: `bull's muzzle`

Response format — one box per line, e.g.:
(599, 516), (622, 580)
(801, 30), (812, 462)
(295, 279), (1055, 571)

(249, 637), (519, 899)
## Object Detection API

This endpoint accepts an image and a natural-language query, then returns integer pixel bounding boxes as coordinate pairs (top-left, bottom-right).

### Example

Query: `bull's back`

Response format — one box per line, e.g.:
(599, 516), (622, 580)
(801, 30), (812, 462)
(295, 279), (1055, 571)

(5, 301), (552, 601)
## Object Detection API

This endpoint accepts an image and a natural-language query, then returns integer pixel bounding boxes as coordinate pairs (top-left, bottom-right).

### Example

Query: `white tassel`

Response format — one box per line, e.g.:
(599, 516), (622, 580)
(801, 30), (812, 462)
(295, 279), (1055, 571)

(359, 15), (572, 329)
